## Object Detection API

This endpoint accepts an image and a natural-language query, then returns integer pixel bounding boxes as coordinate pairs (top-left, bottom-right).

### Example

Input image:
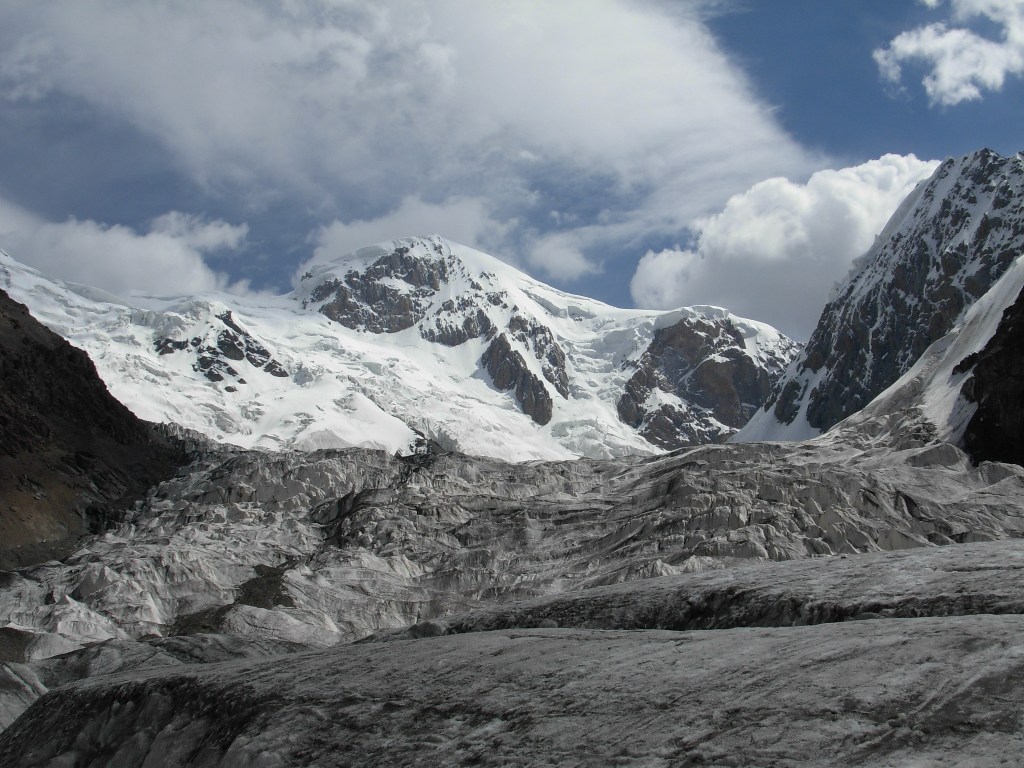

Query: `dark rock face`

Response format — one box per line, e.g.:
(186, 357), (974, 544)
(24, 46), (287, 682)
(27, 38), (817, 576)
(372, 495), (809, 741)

(956, 285), (1024, 466)
(482, 333), (554, 425)
(618, 316), (794, 449)
(507, 315), (569, 399)
(310, 244), (451, 334)
(155, 310), (288, 384)
(0, 290), (185, 569)
(421, 304), (495, 347)
(763, 149), (1024, 433)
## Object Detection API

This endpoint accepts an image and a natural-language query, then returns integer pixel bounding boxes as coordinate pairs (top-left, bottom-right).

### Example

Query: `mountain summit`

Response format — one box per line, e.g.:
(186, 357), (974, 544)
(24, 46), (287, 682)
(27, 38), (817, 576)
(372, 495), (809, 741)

(0, 237), (796, 460)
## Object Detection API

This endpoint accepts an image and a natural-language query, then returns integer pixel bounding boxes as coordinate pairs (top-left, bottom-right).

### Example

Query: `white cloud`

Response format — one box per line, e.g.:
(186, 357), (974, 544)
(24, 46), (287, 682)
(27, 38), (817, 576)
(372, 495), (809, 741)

(874, 0), (1024, 105)
(525, 232), (601, 282)
(630, 154), (940, 339)
(0, 197), (249, 296)
(0, 0), (818, 284)
(149, 212), (248, 254)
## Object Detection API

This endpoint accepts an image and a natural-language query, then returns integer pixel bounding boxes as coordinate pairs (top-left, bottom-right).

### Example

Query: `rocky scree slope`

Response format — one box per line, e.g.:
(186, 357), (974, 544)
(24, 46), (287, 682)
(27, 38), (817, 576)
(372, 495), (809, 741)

(1, 237), (797, 460)
(740, 148), (1024, 441)
(0, 288), (184, 570)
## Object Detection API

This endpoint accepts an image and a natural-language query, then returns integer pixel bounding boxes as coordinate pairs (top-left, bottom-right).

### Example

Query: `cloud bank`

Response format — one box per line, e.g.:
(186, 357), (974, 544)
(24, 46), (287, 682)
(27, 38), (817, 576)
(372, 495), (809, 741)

(875, 0), (1024, 105)
(0, 197), (248, 296)
(0, 0), (818, 287)
(630, 155), (940, 339)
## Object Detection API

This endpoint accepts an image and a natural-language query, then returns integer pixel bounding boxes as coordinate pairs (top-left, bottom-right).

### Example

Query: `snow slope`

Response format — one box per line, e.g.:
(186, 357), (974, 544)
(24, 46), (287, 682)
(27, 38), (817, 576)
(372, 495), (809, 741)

(0, 236), (796, 460)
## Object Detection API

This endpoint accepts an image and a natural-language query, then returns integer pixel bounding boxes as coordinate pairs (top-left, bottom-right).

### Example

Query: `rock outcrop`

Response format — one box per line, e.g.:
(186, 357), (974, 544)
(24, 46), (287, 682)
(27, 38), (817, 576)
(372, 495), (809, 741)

(618, 312), (797, 448)
(155, 309), (289, 385)
(308, 243), (452, 333)
(481, 333), (555, 424)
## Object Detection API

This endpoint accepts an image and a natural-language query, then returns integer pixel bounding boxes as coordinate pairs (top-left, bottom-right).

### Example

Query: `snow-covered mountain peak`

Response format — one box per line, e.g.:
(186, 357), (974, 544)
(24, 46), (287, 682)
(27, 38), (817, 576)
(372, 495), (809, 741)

(291, 235), (627, 342)
(0, 237), (797, 460)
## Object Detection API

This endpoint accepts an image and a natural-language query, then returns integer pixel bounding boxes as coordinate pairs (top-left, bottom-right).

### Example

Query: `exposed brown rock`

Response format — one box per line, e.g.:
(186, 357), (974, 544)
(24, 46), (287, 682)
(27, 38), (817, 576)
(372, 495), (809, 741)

(0, 289), (185, 569)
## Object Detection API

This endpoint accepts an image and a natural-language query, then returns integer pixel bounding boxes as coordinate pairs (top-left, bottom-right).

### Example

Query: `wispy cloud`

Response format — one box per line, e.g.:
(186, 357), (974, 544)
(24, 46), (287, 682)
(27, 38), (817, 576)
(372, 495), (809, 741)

(0, 196), (249, 296)
(874, 0), (1024, 105)
(0, 0), (818, 287)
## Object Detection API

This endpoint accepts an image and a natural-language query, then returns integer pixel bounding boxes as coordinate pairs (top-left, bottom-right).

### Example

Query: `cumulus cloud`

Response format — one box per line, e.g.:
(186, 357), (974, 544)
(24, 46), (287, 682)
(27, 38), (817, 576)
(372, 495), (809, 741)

(0, 197), (249, 296)
(874, 0), (1024, 105)
(630, 155), (940, 339)
(0, 0), (818, 286)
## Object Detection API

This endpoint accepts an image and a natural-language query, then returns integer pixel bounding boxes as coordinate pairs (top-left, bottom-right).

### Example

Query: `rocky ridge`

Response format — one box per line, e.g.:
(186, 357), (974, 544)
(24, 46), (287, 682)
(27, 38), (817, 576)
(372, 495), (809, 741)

(740, 148), (1024, 441)
(154, 309), (289, 387)
(618, 310), (796, 447)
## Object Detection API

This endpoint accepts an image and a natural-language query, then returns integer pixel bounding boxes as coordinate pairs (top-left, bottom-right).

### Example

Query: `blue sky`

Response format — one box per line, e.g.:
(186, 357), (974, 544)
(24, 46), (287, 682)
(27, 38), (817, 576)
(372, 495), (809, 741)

(0, 1), (1021, 339)
(709, 1), (1024, 160)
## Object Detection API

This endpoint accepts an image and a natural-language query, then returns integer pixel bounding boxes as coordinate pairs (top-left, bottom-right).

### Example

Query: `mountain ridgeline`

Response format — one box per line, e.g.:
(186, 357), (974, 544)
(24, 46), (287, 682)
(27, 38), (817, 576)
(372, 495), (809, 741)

(739, 148), (1024, 443)
(0, 237), (797, 461)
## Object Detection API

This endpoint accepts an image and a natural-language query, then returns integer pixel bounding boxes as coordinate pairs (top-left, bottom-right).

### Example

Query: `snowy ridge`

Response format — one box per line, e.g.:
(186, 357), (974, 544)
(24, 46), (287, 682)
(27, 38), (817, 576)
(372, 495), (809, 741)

(0, 237), (797, 460)
(737, 148), (1024, 443)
